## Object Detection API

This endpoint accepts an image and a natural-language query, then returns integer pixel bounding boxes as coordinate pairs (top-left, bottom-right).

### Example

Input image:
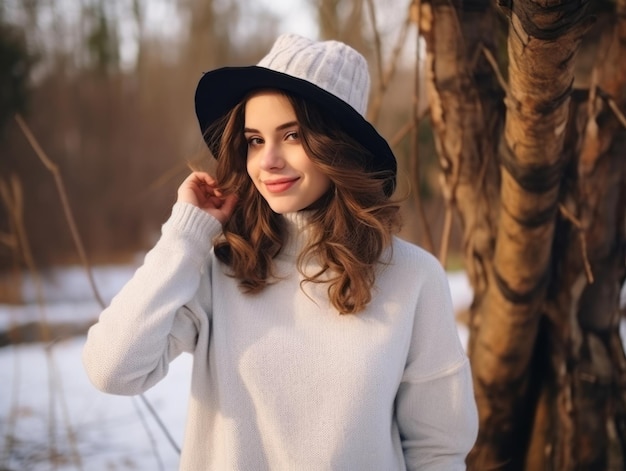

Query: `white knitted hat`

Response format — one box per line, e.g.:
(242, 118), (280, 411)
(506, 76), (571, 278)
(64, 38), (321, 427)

(195, 33), (396, 196)
(256, 34), (370, 117)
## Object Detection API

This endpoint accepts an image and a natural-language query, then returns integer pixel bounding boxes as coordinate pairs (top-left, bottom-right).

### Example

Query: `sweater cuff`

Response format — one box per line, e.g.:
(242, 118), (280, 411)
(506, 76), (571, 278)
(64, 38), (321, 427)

(162, 202), (223, 243)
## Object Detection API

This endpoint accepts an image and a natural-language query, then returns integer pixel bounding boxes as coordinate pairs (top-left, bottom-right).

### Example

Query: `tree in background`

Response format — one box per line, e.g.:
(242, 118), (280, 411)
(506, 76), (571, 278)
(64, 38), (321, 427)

(84, 1), (120, 75)
(318, 0), (367, 51)
(420, 0), (626, 468)
(0, 19), (33, 137)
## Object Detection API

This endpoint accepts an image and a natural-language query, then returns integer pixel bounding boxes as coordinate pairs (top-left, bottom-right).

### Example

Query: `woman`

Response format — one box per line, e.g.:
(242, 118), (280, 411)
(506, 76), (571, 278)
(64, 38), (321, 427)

(83, 34), (478, 470)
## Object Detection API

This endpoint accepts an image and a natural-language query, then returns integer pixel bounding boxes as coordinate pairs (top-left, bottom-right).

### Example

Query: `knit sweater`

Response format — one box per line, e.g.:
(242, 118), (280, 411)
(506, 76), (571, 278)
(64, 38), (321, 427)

(83, 202), (478, 470)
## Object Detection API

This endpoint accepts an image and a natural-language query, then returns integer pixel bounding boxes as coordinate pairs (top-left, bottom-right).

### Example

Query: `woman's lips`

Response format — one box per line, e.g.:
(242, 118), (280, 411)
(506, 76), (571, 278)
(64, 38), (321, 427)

(263, 177), (299, 193)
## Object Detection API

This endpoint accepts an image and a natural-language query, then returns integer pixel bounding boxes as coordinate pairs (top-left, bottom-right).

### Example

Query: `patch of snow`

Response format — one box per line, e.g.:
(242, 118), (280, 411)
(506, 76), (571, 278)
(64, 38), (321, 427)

(1, 337), (189, 470)
(19, 265), (138, 305)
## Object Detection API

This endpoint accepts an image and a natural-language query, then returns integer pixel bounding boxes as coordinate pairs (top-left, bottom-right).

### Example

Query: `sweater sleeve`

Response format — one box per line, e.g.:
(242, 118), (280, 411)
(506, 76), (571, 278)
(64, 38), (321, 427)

(396, 254), (479, 470)
(82, 202), (222, 396)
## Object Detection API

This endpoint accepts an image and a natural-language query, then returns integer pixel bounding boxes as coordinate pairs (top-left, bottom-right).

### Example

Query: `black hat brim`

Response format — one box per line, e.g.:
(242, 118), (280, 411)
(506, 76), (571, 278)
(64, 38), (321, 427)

(194, 66), (397, 196)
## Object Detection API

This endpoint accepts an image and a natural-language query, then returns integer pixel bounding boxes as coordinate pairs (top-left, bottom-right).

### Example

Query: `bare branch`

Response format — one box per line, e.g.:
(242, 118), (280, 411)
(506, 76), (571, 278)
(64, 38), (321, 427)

(438, 147), (461, 266)
(132, 397), (166, 471)
(0, 232), (17, 249)
(365, 0), (384, 86)
(46, 349), (84, 470)
(481, 45), (509, 95)
(439, 207), (453, 266)
(367, 8), (411, 123)
(558, 203), (594, 283)
(596, 88), (626, 129)
(409, 0), (435, 254)
(14, 114), (106, 308)
(139, 394), (182, 455)
(383, 15), (411, 88)
(390, 121), (415, 149)
(388, 107), (430, 148)
(0, 175), (69, 465)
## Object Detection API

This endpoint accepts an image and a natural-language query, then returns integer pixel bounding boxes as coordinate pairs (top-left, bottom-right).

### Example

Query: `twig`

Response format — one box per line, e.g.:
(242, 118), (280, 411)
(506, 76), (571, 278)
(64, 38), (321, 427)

(596, 88), (626, 129)
(46, 345), (84, 470)
(390, 120), (415, 148)
(481, 45), (509, 95)
(0, 178), (39, 310)
(439, 206), (453, 266)
(558, 203), (594, 283)
(365, 0), (384, 90)
(0, 232), (18, 249)
(438, 149), (462, 267)
(46, 348), (59, 470)
(366, 3), (411, 123)
(139, 394), (182, 455)
(0, 176), (72, 468)
(0, 178), (30, 468)
(388, 107), (431, 149)
(132, 397), (166, 471)
(0, 178), (23, 468)
(0, 176), (55, 344)
(1, 345), (22, 468)
(14, 114), (106, 308)
(9, 176), (83, 469)
(382, 14), (411, 88)
(409, 0), (435, 254)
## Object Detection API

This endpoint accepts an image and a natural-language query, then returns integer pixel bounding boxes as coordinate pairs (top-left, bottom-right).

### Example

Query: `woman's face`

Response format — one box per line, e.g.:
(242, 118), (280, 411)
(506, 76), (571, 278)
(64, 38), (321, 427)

(244, 91), (331, 214)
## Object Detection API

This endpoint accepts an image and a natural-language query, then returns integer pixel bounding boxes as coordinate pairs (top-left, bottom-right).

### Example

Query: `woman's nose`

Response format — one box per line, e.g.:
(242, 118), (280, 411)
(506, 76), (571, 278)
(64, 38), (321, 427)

(259, 142), (285, 170)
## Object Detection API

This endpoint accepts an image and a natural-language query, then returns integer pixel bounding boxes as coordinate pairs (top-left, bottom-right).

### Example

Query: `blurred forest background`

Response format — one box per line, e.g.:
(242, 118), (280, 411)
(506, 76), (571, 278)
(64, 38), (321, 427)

(0, 0), (447, 299)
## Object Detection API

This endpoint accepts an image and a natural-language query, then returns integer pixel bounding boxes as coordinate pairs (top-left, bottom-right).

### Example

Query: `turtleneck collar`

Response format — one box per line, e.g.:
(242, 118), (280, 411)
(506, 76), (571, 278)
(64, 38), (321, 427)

(279, 211), (314, 258)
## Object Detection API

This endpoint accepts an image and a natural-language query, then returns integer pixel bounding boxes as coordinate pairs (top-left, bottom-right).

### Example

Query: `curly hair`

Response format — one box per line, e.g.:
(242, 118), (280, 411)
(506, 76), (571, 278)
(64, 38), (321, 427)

(206, 91), (401, 314)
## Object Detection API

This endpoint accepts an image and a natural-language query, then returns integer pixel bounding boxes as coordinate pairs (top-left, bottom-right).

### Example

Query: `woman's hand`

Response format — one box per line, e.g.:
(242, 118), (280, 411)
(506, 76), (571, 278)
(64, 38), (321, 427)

(177, 172), (237, 225)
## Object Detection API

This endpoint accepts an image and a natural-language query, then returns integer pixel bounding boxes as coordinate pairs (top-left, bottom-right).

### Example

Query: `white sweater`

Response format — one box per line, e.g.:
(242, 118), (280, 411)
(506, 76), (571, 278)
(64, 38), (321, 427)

(83, 202), (478, 470)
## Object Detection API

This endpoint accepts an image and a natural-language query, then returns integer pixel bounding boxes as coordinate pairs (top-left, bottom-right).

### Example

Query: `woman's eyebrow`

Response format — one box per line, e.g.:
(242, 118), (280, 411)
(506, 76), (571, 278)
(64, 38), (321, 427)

(243, 121), (298, 134)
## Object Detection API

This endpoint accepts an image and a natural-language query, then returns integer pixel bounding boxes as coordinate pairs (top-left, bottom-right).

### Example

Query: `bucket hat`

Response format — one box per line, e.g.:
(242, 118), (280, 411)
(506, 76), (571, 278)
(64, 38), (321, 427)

(194, 33), (397, 196)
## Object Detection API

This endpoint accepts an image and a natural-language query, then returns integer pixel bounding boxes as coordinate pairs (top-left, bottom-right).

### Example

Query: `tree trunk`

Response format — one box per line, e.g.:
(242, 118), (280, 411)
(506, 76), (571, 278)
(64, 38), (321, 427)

(537, 1), (626, 466)
(420, 0), (502, 299)
(422, 0), (626, 468)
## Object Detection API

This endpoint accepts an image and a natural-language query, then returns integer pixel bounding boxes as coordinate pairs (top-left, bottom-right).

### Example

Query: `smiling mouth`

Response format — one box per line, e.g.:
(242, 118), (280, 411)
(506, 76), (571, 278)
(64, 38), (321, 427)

(264, 177), (299, 193)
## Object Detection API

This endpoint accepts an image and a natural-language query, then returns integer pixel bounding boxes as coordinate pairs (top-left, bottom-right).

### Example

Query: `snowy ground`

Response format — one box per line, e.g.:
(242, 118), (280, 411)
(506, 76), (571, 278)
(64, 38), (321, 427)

(0, 265), (512, 470)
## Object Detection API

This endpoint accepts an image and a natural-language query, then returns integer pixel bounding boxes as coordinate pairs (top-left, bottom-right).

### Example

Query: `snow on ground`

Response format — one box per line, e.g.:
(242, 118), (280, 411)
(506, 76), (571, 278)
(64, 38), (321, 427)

(0, 265), (477, 470)
(0, 265), (138, 331)
(1, 337), (191, 470)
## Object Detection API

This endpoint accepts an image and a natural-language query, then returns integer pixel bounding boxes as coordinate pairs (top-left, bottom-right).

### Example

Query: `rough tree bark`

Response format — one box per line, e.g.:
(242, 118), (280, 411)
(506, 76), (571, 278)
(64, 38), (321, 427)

(421, 0), (626, 469)
(538, 1), (626, 467)
(420, 0), (502, 321)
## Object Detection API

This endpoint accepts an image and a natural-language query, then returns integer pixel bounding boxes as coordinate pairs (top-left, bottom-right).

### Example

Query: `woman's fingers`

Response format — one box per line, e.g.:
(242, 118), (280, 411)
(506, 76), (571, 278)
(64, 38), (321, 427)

(178, 172), (215, 204)
(176, 172), (237, 225)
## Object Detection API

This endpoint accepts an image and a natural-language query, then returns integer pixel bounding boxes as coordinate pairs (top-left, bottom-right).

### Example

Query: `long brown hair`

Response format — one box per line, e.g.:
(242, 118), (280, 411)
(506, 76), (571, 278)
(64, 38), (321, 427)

(207, 91), (401, 314)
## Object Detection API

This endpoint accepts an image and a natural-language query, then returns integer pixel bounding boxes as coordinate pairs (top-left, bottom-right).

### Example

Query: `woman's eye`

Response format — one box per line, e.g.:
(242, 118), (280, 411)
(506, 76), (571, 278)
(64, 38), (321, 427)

(286, 131), (299, 141)
(247, 137), (263, 146)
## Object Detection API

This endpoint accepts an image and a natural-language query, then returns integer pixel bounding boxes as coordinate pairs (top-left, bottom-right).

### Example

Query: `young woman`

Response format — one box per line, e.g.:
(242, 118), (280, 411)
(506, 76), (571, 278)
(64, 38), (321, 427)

(83, 34), (478, 470)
